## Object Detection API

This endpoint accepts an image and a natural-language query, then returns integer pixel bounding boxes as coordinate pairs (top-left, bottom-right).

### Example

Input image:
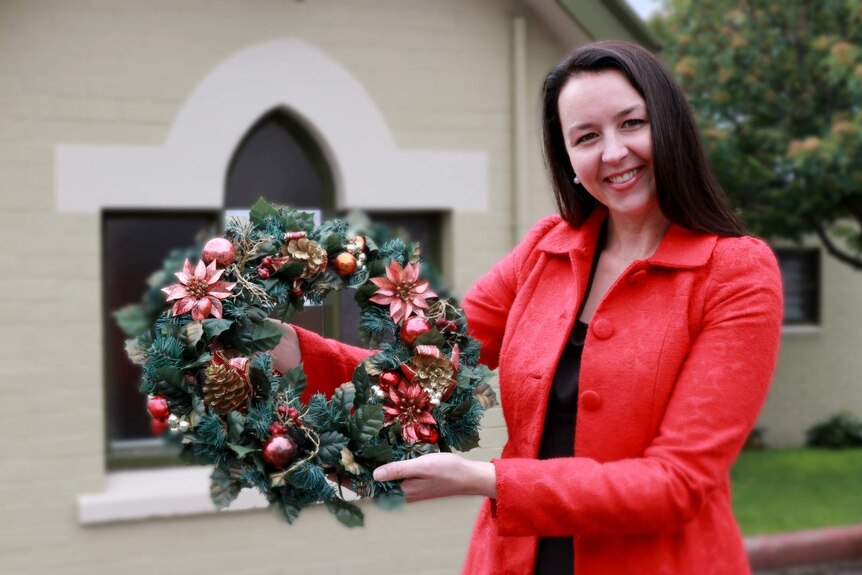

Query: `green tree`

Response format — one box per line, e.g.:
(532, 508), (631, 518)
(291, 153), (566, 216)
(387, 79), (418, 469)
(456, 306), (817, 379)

(653, 0), (862, 268)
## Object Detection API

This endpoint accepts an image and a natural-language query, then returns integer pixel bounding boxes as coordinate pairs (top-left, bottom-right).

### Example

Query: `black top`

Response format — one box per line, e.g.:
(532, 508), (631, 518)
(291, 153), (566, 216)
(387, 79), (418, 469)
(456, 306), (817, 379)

(533, 231), (603, 575)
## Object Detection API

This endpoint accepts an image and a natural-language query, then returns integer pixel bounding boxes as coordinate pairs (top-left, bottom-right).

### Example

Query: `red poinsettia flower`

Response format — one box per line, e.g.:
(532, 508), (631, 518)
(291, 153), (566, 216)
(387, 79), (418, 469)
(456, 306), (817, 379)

(162, 259), (236, 321)
(382, 380), (438, 444)
(369, 260), (437, 323)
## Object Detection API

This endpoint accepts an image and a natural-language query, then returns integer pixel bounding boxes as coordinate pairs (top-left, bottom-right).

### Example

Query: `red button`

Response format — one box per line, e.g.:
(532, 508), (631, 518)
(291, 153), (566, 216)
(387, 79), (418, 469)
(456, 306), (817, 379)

(581, 390), (602, 411)
(592, 318), (614, 339)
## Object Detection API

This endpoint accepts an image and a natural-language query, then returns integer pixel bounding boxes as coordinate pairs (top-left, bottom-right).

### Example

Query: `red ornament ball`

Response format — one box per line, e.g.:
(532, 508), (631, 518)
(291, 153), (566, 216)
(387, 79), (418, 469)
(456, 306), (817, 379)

(333, 252), (357, 276)
(401, 316), (431, 345)
(146, 396), (170, 422)
(263, 434), (298, 470)
(150, 418), (169, 436)
(202, 237), (236, 267)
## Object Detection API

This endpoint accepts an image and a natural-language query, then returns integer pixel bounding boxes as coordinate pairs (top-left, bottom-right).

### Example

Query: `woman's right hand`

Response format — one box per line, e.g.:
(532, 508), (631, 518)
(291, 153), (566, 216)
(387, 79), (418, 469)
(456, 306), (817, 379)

(268, 319), (302, 373)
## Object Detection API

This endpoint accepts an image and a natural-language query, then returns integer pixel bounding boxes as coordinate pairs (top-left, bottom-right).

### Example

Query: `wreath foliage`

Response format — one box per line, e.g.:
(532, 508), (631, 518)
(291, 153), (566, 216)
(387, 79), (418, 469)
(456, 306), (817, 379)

(115, 199), (497, 527)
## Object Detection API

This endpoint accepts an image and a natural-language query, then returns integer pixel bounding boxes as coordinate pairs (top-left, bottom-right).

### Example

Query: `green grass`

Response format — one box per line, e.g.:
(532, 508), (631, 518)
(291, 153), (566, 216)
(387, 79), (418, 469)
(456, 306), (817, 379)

(730, 447), (862, 536)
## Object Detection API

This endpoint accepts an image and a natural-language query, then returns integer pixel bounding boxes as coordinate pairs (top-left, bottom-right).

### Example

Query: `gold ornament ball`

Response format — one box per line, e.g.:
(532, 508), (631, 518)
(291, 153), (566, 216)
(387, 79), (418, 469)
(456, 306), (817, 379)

(202, 238), (236, 267)
(333, 252), (357, 276)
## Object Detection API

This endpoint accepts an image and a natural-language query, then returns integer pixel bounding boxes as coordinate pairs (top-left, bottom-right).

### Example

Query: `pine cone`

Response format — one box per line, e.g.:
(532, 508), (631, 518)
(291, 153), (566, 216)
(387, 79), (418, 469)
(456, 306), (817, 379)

(282, 238), (327, 279)
(203, 356), (252, 414)
(410, 354), (454, 396)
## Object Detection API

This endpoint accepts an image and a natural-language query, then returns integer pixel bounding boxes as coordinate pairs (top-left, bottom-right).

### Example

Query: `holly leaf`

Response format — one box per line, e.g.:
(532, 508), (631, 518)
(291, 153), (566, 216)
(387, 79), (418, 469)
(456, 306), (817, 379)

(318, 231), (344, 255)
(372, 488), (405, 511)
(358, 441), (392, 463)
(249, 198), (281, 225)
(250, 366), (272, 397)
(238, 321), (283, 353)
(317, 431), (350, 467)
(276, 497), (302, 524)
(182, 352), (212, 370)
(272, 261), (306, 280)
(413, 328), (445, 347)
(325, 498), (364, 528)
(333, 382), (356, 415)
(202, 318), (233, 339)
(351, 362), (375, 401)
(113, 304), (150, 337)
(227, 443), (258, 459)
(348, 404), (385, 444)
(273, 300), (297, 322)
(284, 209), (315, 233)
(210, 465), (241, 509)
(226, 411), (246, 443)
(276, 365), (307, 398)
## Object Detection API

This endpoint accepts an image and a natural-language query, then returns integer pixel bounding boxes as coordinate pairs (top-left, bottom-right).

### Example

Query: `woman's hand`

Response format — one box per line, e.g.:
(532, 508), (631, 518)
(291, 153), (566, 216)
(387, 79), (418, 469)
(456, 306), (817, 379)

(268, 319), (301, 373)
(372, 453), (497, 503)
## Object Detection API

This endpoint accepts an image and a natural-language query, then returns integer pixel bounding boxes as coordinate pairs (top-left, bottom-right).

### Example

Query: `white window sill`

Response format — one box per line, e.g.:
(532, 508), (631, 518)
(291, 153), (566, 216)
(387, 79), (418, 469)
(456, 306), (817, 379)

(77, 466), (269, 525)
(781, 324), (822, 336)
(78, 466), (358, 525)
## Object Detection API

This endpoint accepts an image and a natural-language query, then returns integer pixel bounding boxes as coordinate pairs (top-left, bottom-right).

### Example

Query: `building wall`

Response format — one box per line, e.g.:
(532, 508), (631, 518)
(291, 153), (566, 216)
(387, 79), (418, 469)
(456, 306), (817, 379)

(758, 245), (862, 447)
(0, 1), (572, 573)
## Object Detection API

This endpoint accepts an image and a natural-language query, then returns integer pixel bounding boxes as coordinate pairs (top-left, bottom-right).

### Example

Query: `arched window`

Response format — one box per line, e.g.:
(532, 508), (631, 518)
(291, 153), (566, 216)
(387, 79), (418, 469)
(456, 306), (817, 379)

(225, 109), (333, 212)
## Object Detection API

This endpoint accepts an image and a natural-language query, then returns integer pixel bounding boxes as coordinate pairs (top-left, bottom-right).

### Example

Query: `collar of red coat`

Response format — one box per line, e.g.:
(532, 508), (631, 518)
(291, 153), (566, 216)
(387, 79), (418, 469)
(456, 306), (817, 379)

(536, 206), (718, 269)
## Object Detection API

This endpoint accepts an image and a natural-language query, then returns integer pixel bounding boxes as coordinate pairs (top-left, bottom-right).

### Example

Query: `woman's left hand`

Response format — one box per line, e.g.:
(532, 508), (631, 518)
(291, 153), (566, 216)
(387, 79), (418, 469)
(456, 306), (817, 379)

(372, 453), (497, 503)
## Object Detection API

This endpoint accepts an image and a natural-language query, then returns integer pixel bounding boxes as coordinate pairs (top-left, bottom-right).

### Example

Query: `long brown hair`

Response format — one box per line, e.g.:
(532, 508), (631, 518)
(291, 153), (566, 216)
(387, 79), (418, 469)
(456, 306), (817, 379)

(542, 40), (744, 236)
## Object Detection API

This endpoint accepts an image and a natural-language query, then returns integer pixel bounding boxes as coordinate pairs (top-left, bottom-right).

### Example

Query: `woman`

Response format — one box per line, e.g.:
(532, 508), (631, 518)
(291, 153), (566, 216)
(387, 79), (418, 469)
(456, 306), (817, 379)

(274, 41), (783, 575)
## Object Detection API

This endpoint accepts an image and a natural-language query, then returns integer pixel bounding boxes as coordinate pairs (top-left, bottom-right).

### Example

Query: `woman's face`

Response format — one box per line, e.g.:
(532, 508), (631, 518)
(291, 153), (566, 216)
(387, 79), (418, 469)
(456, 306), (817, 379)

(557, 69), (658, 222)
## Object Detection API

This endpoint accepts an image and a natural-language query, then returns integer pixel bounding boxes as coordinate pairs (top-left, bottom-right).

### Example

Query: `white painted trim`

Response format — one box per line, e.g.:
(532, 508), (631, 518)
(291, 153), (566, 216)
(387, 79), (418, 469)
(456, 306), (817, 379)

(781, 324), (823, 337)
(56, 39), (488, 213)
(78, 466), (358, 525)
(77, 466), (267, 524)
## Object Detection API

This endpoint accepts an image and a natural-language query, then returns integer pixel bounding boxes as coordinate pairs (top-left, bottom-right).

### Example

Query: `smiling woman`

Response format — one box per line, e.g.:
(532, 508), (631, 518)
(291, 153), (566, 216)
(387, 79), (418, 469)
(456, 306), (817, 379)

(283, 40), (783, 575)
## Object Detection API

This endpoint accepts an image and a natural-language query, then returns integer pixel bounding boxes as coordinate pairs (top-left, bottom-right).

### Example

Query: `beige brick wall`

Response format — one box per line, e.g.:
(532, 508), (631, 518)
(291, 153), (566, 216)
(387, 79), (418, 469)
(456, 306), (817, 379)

(0, 1), (568, 573)
(758, 245), (862, 447)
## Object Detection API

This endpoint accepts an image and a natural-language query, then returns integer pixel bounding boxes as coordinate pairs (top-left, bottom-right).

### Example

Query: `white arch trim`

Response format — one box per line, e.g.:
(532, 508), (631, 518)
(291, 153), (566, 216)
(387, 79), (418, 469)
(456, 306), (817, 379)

(56, 39), (488, 213)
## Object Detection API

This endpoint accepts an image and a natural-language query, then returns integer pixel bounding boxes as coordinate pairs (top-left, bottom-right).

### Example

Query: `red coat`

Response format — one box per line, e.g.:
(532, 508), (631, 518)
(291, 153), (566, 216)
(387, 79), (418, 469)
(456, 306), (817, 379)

(296, 208), (783, 575)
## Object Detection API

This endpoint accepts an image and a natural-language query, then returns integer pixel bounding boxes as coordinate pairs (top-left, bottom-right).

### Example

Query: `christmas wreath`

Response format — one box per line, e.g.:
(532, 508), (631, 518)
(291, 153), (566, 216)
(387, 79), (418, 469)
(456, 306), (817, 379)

(115, 198), (497, 527)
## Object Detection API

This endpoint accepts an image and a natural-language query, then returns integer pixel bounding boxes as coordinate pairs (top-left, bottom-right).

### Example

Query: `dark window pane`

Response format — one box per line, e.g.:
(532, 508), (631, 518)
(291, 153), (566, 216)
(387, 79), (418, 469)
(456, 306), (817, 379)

(102, 211), (217, 447)
(775, 247), (820, 325)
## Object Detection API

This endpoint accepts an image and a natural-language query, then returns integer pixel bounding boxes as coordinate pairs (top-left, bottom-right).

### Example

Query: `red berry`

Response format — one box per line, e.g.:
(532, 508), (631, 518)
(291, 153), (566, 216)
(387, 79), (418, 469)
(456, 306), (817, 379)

(287, 408), (300, 421)
(257, 267), (270, 279)
(418, 427), (439, 444)
(277, 405), (288, 416)
(269, 422), (285, 436)
(262, 256), (273, 266)
(262, 435), (298, 470)
(146, 396), (170, 422)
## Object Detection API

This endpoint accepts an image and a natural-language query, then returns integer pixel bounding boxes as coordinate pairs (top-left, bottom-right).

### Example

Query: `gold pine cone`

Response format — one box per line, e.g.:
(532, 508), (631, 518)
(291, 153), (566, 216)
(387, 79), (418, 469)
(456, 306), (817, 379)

(203, 363), (252, 415)
(282, 238), (327, 279)
(410, 355), (454, 396)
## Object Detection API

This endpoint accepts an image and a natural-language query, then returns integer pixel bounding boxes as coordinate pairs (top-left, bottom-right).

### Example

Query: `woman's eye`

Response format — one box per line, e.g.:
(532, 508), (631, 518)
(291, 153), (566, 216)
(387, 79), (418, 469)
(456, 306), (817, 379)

(623, 118), (645, 128)
(575, 133), (597, 145)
